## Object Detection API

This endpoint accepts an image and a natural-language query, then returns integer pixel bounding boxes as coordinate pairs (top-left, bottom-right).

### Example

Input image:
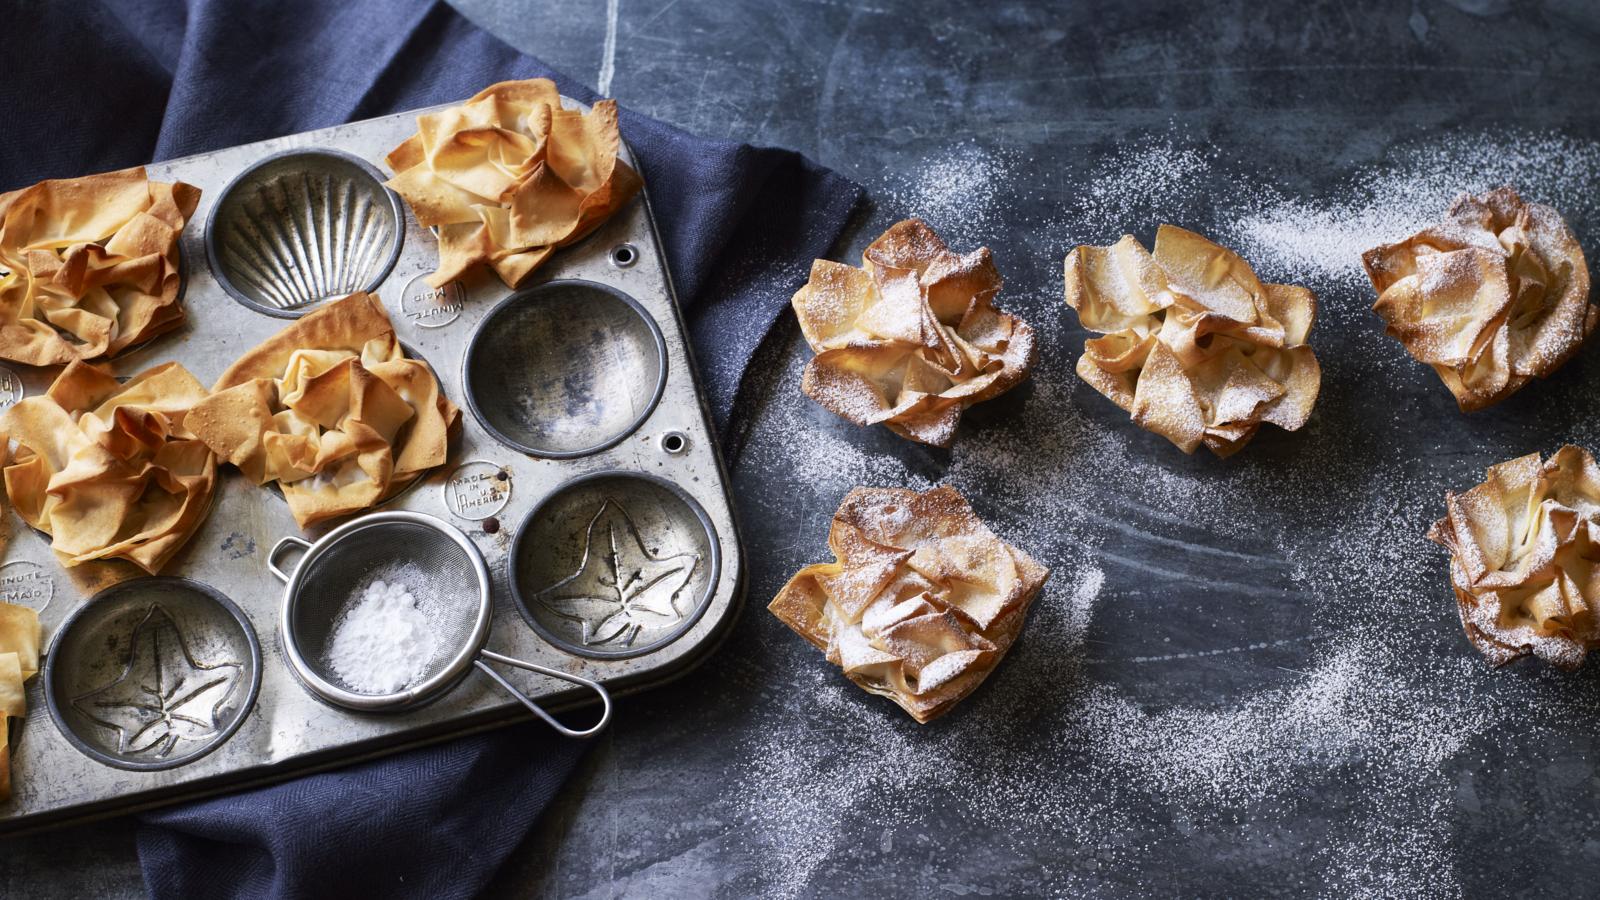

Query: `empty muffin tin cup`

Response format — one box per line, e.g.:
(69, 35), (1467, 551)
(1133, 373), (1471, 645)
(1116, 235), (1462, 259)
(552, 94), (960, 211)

(511, 472), (720, 660)
(269, 511), (610, 738)
(206, 148), (404, 316)
(43, 578), (262, 771)
(464, 280), (668, 458)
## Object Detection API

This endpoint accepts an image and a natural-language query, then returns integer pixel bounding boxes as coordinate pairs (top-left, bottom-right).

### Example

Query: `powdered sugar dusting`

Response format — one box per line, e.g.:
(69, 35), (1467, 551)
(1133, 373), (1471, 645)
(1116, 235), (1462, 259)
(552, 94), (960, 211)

(1231, 132), (1600, 291)
(1047, 129), (1600, 293)
(727, 128), (1600, 897)
(880, 140), (1018, 245)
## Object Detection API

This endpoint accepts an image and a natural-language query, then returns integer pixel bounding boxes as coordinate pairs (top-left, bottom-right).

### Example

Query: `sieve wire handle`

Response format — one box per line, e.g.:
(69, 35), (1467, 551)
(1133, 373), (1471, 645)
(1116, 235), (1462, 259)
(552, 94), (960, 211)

(473, 650), (612, 739)
(267, 536), (313, 583)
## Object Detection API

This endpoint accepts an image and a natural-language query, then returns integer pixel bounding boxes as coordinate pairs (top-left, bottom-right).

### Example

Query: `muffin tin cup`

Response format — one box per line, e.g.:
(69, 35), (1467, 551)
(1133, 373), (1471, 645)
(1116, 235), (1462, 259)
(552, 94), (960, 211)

(205, 148), (405, 317)
(462, 280), (668, 459)
(42, 578), (262, 772)
(510, 471), (721, 661)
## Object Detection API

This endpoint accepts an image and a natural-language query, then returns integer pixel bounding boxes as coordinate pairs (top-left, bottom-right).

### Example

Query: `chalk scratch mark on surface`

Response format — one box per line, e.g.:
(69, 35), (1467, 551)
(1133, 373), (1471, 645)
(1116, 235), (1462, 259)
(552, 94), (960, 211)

(968, 62), (1546, 89)
(1087, 636), (1314, 665)
(1086, 626), (1380, 665)
(629, 0), (682, 37)
(598, 0), (620, 96)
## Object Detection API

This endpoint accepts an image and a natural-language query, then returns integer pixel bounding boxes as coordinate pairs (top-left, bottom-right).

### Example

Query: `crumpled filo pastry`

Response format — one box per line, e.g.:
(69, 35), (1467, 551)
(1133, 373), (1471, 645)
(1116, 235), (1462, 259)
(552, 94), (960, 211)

(2, 360), (216, 573)
(770, 485), (1049, 723)
(0, 600), (41, 802)
(1363, 187), (1595, 411)
(187, 292), (458, 528)
(791, 219), (1037, 447)
(1430, 445), (1600, 668)
(385, 78), (642, 289)
(0, 168), (199, 365)
(1064, 225), (1321, 457)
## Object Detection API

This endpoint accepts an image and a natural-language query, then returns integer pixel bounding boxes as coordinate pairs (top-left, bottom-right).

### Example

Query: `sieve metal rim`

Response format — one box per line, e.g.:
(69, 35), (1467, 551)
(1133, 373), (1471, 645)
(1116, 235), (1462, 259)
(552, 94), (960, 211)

(460, 278), (669, 460)
(203, 146), (406, 319)
(273, 511), (491, 712)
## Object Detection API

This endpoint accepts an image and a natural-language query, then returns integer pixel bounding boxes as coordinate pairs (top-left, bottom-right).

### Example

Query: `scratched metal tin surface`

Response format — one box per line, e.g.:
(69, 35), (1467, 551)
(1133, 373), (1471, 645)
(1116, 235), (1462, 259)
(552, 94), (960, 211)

(0, 102), (745, 832)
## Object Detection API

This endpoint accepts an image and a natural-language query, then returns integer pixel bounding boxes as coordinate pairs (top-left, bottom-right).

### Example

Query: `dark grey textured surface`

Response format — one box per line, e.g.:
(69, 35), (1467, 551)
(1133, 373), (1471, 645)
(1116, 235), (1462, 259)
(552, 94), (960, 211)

(13, 1), (1600, 897)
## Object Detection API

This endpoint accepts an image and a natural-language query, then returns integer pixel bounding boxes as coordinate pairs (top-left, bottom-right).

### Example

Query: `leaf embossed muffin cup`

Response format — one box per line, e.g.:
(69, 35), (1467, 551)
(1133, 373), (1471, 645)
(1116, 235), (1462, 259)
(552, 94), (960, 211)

(509, 472), (720, 661)
(42, 578), (261, 771)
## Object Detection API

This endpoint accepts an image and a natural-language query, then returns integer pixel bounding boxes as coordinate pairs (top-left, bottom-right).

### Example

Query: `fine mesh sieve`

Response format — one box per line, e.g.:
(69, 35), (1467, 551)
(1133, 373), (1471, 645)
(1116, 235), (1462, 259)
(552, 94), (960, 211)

(269, 511), (610, 737)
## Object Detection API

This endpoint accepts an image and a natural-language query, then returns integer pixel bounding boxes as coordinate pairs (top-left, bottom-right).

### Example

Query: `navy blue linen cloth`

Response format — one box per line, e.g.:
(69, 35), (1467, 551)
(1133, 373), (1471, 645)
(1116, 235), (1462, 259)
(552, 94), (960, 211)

(4, 1), (861, 897)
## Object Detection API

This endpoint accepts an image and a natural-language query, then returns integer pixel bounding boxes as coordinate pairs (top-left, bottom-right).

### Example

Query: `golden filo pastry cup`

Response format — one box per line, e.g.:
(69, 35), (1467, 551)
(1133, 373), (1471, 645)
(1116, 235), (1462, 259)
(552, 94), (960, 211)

(384, 78), (642, 289)
(186, 292), (458, 528)
(770, 486), (1049, 723)
(0, 167), (199, 366)
(1064, 225), (1321, 457)
(1363, 187), (1595, 411)
(0, 601), (39, 803)
(791, 219), (1037, 448)
(1430, 445), (1600, 668)
(0, 603), (39, 704)
(2, 361), (216, 574)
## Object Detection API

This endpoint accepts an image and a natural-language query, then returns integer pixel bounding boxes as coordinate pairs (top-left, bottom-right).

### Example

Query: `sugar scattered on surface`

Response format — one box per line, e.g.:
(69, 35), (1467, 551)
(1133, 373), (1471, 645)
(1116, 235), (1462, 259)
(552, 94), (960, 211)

(880, 140), (1017, 245)
(325, 569), (438, 695)
(1229, 132), (1600, 291)
(1077, 138), (1218, 237)
(1053, 129), (1600, 293)
(729, 128), (1600, 896)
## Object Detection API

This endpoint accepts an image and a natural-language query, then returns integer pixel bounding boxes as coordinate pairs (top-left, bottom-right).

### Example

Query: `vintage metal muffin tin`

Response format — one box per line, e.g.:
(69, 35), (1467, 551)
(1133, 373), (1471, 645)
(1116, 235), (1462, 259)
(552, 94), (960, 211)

(0, 99), (745, 832)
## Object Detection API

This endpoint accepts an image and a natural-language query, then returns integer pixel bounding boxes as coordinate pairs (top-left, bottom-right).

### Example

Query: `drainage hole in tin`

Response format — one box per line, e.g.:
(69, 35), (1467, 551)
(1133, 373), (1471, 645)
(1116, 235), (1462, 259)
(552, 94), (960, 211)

(610, 243), (638, 268)
(660, 431), (689, 455)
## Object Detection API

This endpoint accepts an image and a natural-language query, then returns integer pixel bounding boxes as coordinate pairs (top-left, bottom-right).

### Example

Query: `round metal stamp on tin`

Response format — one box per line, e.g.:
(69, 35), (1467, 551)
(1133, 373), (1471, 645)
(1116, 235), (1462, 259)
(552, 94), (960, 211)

(399, 274), (465, 329)
(0, 560), (54, 614)
(0, 365), (25, 412)
(442, 460), (512, 520)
